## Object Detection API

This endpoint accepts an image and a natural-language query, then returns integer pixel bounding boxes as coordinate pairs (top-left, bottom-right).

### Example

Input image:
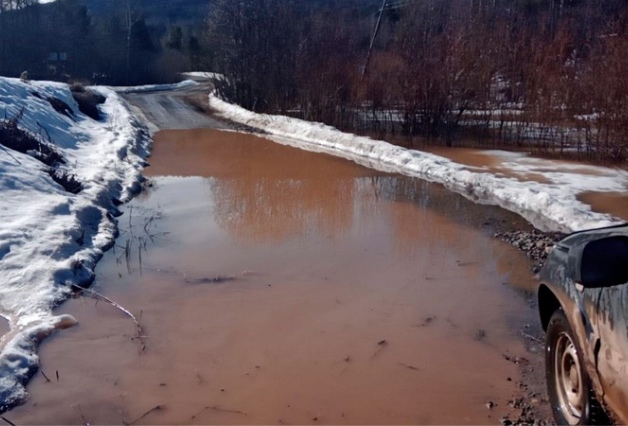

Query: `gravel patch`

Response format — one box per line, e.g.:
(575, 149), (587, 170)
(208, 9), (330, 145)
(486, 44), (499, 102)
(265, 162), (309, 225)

(494, 230), (566, 273)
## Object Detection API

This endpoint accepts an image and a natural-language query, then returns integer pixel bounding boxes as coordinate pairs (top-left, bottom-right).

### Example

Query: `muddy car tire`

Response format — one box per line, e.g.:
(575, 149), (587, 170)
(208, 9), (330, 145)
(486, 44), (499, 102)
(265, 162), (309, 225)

(546, 309), (605, 425)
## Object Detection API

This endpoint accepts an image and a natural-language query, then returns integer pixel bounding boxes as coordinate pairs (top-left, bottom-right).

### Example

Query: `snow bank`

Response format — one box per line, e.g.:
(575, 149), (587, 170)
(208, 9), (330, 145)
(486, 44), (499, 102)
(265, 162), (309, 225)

(113, 79), (198, 94)
(0, 77), (149, 411)
(180, 72), (225, 81)
(209, 94), (624, 234)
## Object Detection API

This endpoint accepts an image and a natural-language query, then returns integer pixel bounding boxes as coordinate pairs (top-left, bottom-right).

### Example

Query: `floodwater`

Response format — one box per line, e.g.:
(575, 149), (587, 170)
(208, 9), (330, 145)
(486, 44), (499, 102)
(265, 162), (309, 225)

(10, 130), (540, 425)
(421, 146), (628, 224)
(423, 146), (552, 184)
(578, 191), (628, 222)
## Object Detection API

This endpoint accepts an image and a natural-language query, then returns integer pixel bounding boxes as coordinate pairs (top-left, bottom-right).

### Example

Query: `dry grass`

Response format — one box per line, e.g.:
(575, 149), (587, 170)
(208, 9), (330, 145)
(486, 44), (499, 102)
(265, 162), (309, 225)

(183, 93), (217, 114)
(0, 109), (85, 193)
(0, 110), (65, 167)
(71, 84), (106, 121)
(46, 168), (83, 194)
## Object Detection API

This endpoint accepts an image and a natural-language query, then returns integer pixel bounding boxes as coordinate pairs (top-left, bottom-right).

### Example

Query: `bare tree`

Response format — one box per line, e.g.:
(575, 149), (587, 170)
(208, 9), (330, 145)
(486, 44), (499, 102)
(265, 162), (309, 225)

(124, 0), (143, 82)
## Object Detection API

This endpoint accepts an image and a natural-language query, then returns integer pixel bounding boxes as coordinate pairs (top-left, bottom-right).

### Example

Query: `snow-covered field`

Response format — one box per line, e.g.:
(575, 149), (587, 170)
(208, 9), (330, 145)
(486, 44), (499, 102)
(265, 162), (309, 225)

(209, 94), (627, 234)
(0, 77), (149, 411)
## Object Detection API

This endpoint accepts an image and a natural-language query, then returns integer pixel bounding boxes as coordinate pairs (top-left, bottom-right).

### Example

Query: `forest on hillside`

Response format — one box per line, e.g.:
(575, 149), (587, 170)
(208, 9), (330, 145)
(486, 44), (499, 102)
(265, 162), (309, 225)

(2, 0), (628, 161)
(0, 0), (210, 84)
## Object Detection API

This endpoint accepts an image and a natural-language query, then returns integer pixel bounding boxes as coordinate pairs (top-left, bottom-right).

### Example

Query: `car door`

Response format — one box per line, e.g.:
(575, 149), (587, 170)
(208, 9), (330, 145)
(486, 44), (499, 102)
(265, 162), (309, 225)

(589, 283), (628, 423)
(575, 234), (628, 423)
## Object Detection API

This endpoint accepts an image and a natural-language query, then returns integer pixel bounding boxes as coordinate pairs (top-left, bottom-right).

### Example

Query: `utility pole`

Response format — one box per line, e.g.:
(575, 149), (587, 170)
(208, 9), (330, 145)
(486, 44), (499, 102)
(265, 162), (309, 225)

(361, 0), (387, 80)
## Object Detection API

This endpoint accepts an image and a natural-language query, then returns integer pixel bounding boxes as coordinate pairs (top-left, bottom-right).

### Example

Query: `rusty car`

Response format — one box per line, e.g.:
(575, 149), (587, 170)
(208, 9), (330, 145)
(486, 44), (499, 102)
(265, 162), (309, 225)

(538, 223), (628, 425)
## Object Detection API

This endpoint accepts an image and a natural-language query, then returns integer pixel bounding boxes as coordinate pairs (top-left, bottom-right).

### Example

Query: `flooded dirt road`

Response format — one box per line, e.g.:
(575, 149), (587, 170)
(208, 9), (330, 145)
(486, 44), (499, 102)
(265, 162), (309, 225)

(9, 129), (549, 425)
(124, 83), (227, 130)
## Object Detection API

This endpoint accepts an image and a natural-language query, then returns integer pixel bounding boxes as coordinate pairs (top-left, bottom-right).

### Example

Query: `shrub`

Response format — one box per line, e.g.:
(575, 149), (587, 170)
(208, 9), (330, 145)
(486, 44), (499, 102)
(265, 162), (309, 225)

(46, 168), (83, 194)
(0, 111), (65, 166)
(48, 97), (74, 119)
(70, 86), (106, 121)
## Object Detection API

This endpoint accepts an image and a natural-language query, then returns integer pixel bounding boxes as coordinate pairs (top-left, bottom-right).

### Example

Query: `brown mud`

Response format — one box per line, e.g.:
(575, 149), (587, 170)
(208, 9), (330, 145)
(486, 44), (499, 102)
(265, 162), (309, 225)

(9, 129), (551, 425)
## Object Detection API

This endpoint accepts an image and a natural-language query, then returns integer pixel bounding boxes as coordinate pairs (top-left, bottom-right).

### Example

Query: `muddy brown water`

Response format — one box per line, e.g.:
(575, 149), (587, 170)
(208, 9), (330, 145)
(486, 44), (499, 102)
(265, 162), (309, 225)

(421, 146), (553, 184)
(10, 129), (541, 425)
(578, 191), (628, 222)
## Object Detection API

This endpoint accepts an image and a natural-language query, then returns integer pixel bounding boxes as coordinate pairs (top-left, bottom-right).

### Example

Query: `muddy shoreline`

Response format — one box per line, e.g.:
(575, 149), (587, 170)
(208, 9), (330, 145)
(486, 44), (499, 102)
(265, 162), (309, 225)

(490, 229), (564, 426)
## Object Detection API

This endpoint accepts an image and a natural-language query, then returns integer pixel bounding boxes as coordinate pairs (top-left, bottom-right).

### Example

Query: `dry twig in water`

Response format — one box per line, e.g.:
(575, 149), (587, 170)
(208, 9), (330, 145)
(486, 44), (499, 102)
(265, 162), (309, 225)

(191, 405), (247, 420)
(127, 405), (164, 425)
(398, 363), (419, 371)
(74, 404), (89, 426)
(1, 416), (17, 426)
(71, 284), (147, 351)
(522, 331), (544, 345)
(371, 339), (388, 359)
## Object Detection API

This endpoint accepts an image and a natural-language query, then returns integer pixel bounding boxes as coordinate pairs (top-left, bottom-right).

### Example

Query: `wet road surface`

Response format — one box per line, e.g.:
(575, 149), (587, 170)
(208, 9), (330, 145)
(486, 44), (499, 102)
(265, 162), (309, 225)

(124, 83), (227, 130)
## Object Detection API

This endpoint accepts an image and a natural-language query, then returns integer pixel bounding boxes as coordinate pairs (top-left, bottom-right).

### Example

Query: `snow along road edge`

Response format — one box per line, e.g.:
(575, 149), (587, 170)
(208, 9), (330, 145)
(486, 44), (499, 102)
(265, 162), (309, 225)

(0, 78), (150, 412)
(208, 94), (624, 234)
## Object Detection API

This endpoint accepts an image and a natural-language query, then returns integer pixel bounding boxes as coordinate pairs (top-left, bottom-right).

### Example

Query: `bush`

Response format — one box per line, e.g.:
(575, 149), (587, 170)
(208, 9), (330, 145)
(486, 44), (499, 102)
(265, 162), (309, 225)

(48, 97), (74, 119)
(0, 111), (65, 166)
(69, 82), (86, 93)
(46, 168), (83, 194)
(70, 85), (105, 121)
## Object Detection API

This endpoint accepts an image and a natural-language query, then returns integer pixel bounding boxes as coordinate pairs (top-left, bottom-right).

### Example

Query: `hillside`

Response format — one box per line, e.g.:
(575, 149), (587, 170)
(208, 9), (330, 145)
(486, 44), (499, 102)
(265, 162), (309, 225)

(78, 0), (379, 23)
(80, 0), (211, 23)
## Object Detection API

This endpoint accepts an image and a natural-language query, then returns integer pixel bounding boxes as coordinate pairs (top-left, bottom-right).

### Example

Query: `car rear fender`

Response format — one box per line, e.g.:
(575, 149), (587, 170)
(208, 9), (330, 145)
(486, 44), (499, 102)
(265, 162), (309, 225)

(538, 284), (561, 331)
(538, 282), (605, 404)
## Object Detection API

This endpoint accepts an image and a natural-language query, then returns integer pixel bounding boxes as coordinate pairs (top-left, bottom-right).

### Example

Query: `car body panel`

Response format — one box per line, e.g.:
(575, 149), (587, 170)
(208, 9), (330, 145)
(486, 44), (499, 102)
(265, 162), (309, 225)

(589, 284), (628, 423)
(539, 224), (628, 424)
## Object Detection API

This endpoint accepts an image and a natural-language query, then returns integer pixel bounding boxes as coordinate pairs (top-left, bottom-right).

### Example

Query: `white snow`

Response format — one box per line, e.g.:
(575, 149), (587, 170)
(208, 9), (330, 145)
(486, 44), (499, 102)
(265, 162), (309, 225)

(208, 94), (627, 234)
(180, 72), (226, 81)
(113, 79), (198, 94)
(0, 77), (149, 410)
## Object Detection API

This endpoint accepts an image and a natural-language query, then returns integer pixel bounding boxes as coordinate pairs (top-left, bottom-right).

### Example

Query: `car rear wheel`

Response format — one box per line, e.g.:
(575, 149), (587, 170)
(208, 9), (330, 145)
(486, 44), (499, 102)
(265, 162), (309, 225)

(546, 309), (600, 425)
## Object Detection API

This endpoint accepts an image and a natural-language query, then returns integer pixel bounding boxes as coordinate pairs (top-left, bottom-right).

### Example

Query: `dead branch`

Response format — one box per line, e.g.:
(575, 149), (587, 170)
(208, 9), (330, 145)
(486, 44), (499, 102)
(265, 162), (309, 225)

(128, 405), (164, 425)
(398, 363), (419, 371)
(0, 143), (21, 165)
(74, 404), (89, 426)
(371, 339), (388, 359)
(522, 331), (544, 345)
(191, 405), (247, 420)
(71, 284), (146, 350)
(1, 416), (17, 426)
